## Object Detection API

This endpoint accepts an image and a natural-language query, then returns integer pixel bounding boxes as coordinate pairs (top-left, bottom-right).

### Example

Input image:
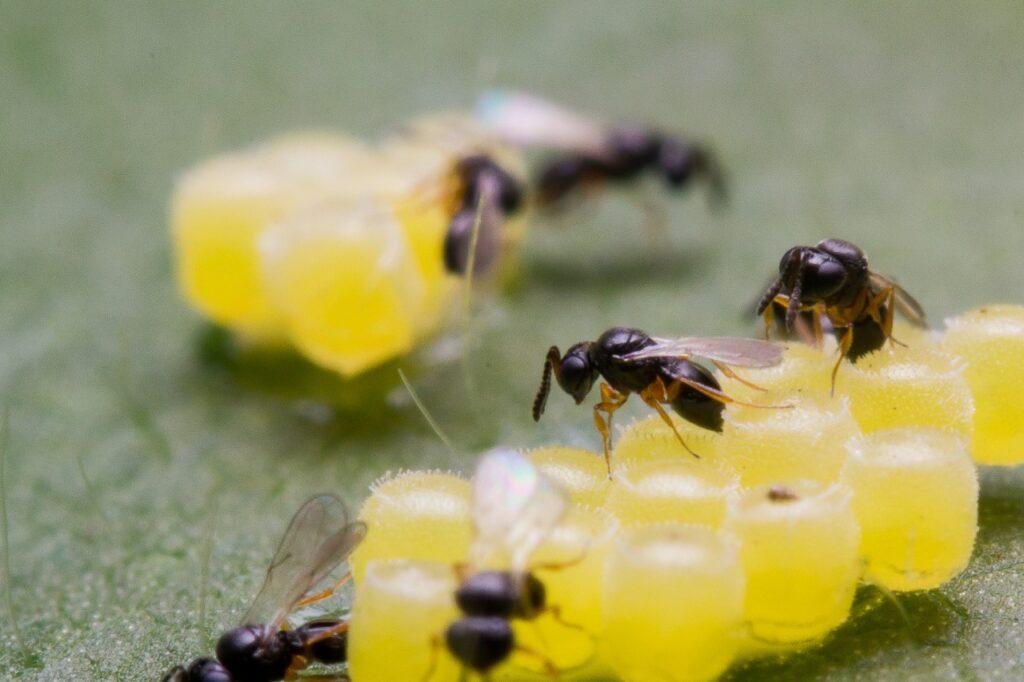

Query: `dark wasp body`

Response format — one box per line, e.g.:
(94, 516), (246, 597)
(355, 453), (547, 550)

(442, 571), (548, 674)
(536, 127), (725, 208)
(162, 619), (347, 682)
(443, 154), (525, 276)
(533, 326), (787, 475)
(160, 494), (365, 682)
(755, 238), (927, 387)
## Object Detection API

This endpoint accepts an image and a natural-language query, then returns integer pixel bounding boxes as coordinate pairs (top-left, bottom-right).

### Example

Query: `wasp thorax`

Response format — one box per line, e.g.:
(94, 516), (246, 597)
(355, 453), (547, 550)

(215, 625), (299, 682)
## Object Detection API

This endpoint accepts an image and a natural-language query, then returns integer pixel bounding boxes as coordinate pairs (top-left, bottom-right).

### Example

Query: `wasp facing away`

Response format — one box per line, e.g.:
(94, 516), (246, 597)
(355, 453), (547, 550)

(424, 450), (589, 680)
(477, 90), (726, 220)
(754, 238), (928, 390)
(161, 494), (366, 682)
(442, 154), (525, 277)
(532, 327), (786, 475)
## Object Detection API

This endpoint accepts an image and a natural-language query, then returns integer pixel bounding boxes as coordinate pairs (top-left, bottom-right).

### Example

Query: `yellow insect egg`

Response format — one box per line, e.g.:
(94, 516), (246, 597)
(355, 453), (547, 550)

(724, 481), (860, 648)
(612, 414), (722, 471)
(170, 132), (368, 341)
(510, 506), (621, 676)
(347, 559), (461, 682)
(721, 342), (835, 401)
(943, 304), (1024, 465)
(838, 345), (973, 440)
(603, 524), (744, 682)
(350, 471), (472, 584)
(719, 390), (860, 486)
(605, 458), (738, 528)
(841, 428), (978, 591)
(524, 446), (610, 507)
(259, 198), (427, 377)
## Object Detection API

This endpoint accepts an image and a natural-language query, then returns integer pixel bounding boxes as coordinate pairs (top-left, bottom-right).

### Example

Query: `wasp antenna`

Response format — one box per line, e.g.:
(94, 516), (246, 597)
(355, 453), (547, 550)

(786, 255), (806, 331)
(533, 346), (561, 421)
(755, 278), (783, 317)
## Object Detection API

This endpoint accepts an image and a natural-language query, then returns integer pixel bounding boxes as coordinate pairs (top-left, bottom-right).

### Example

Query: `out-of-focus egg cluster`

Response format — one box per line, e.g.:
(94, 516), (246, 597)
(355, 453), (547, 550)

(172, 116), (527, 377)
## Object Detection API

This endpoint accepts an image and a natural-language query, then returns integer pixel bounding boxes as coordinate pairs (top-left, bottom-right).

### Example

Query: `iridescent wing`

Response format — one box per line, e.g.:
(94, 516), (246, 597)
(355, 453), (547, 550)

(623, 336), (785, 368)
(469, 448), (569, 574)
(476, 89), (609, 157)
(241, 494), (367, 635)
(869, 271), (928, 327)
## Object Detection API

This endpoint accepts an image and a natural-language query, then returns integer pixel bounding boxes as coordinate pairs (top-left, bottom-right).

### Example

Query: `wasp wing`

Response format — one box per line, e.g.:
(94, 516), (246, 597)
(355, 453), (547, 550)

(469, 448), (569, 575)
(476, 89), (609, 157)
(241, 494), (367, 633)
(623, 336), (785, 368)
(869, 271), (928, 327)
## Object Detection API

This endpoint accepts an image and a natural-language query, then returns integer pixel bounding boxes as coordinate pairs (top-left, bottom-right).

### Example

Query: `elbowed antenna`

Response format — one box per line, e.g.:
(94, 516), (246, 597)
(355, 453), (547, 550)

(532, 346), (562, 421)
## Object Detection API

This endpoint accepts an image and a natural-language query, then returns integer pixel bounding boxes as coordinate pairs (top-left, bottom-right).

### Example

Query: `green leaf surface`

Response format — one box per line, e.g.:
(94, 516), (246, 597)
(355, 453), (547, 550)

(1, 2), (1023, 679)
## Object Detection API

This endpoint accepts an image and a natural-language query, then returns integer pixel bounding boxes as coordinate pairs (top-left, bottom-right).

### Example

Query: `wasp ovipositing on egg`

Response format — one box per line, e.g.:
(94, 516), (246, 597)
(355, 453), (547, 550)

(423, 450), (586, 680)
(477, 89), (727, 216)
(755, 238), (928, 389)
(161, 494), (366, 682)
(443, 154), (526, 276)
(533, 327), (786, 474)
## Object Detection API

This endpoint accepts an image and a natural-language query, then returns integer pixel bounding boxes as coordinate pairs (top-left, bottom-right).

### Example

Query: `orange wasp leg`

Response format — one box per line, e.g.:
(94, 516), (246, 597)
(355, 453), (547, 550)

(762, 300), (776, 340)
(666, 376), (793, 410)
(830, 325), (854, 396)
(514, 643), (563, 679)
(420, 633), (444, 682)
(710, 360), (768, 392)
(592, 383), (628, 478)
(302, 619), (349, 647)
(639, 378), (700, 459)
(872, 287), (906, 347)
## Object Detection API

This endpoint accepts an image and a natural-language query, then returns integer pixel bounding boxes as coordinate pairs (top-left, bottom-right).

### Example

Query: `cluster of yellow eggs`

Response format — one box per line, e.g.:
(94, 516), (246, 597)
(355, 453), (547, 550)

(343, 304), (1024, 681)
(171, 118), (526, 377)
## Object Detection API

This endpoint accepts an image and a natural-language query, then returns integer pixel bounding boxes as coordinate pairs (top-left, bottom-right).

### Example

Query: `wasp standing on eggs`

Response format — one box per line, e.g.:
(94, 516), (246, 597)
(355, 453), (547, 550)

(533, 327), (786, 475)
(161, 494), (366, 682)
(755, 238), (928, 390)
(424, 450), (587, 680)
(442, 154), (525, 277)
(476, 89), (727, 219)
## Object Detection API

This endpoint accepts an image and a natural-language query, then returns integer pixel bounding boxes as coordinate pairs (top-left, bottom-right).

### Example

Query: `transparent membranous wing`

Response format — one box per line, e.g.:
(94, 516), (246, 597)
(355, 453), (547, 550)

(868, 271), (928, 327)
(475, 89), (609, 157)
(625, 336), (784, 368)
(241, 494), (367, 634)
(470, 449), (569, 574)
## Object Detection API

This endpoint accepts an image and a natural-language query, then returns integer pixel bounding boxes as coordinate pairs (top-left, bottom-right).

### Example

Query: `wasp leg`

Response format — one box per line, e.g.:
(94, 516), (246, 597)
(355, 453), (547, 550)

(665, 376), (793, 410)
(538, 604), (588, 633)
(295, 572), (353, 608)
(301, 619), (349, 646)
(514, 643), (563, 679)
(421, 633), (444, 682)
(762, 301), (776, 340)
(283, 655), (309, 680)
(831, 324), (854, 396)
(593, 383), (628, 478)
(789, 303), (819, 347)
(871, 287), (906, 347)
(812, 305), (826, 346)
(710, 360), (768, 392)
(639, 378), (700, 458)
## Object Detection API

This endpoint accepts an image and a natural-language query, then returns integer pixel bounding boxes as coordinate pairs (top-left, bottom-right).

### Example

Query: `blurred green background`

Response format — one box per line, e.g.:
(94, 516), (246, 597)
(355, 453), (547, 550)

(2, 1), (1023, 679)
